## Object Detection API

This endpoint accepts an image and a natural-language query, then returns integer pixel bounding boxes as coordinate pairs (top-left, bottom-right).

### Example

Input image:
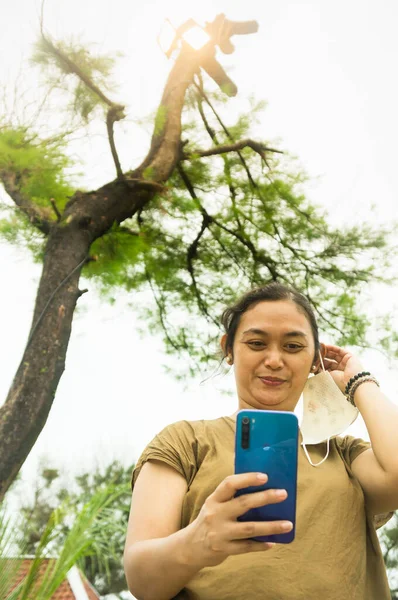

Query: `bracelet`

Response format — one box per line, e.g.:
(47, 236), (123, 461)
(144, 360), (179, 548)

(344, 371), (371, 397)
(348, 376), (380, 407)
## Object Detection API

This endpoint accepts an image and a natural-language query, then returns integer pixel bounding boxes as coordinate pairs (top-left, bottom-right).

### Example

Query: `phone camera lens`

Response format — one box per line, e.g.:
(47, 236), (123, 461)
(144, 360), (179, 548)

(241, 417), (250, 449)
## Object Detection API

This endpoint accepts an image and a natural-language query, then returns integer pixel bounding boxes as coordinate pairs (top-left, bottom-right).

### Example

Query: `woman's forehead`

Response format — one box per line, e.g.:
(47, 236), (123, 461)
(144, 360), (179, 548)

(237, 300), (312, 332)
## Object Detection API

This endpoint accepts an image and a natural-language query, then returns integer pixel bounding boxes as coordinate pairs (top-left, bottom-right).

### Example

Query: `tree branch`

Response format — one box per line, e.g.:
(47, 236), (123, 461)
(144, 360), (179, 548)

(0, 170), (52, 234)
(211, 216), (279, 280)
(106, 105), (126, 179)
(39, 34), (127, 180)
(178, 163), (259, 312)
(208, 227), (247, 276)
(184, 138), (282, 160)
(196, 86), (218, 143)
(306, 290), (347, 340)
(176, 164), (203, 212)
(178, 163), (221, 309)
(177, 163), (279, 281)
(186, 213), (218, 324)
(195, 84), (243, 233)
(50, 198), (61, 221)
(40, 35), (116, 109)
(194, 81), (269, 178)
(194, 82), (289, 282)
(145, 267), (182, 354)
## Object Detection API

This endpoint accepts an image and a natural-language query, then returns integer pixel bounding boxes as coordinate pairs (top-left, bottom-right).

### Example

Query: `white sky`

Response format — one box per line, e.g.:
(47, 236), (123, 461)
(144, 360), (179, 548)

(1, 0), (398, 490)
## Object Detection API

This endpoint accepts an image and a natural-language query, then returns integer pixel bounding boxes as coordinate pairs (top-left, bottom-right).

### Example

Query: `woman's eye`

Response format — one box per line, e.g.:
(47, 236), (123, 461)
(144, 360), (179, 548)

(245, 341), (304, 351)
(285, 344), (303, 351)
(247, 341), (265, 348)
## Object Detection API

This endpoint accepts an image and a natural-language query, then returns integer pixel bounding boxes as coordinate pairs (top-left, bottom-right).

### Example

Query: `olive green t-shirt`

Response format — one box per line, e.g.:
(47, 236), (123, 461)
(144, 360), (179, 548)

(132, 417), (392, 600)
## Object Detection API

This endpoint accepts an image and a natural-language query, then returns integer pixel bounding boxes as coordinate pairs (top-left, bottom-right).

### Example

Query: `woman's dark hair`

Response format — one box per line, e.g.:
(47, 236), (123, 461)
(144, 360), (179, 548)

(221, 282), (319, 359)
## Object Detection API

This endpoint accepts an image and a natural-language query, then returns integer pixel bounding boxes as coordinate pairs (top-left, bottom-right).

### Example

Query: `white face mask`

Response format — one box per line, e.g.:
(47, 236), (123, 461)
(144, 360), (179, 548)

(300, 352), (359, 467)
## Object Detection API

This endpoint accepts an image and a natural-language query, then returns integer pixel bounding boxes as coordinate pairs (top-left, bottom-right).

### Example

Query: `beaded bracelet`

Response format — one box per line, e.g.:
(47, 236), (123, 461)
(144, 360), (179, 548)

(348, 375), (380, 407)
(344, 371), (371, 397)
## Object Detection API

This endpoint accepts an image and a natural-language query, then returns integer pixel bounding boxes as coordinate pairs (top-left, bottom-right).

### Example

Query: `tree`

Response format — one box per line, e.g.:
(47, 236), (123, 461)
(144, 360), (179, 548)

(0, 482), (128, 599)
(10, 461), (133, 596)
(0, 13), (395, 500)
(380, 512), (398, 598)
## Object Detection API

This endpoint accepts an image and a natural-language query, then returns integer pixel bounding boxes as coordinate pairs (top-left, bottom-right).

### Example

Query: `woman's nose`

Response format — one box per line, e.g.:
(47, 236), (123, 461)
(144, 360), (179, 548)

(263, 348), (284, 369)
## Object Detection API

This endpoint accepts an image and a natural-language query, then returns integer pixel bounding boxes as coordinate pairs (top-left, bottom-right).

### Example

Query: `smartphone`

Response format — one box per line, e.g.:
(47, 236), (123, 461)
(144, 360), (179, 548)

(234, 409), (299, 543)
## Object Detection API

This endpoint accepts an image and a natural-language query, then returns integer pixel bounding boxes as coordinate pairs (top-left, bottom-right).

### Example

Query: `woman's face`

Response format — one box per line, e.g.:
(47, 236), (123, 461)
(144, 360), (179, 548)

(229, 300), (316, 412)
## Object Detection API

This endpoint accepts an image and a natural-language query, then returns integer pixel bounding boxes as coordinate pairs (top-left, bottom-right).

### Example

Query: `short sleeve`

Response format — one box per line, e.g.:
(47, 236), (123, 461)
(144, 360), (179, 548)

(337, 435), (394, 530)
(131, 420), (198, 492)
(338, 434), (371, 467)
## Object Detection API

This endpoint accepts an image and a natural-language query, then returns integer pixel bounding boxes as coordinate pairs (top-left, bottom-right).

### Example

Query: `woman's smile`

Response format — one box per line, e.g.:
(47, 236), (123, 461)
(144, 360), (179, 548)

(258, 376), (286, 387)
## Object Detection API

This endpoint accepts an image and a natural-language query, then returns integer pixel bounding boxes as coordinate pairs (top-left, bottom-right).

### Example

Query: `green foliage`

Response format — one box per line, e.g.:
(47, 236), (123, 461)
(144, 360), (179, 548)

(0, 210), (45, 261)
(32, 36), (119, 121)
(1, 36), (397, 374)
(0, 126), (75, 255)
(73, 83), (101, 122)
(379, 512), (398, 597)
(81, 90), (395, 372)
(32, 36), (116, 83)
(10, 461), (133, 596)
(1, 481), (127, 600)
(87, 228), (148, 291)
(0, 510), (25, 600)
(0, 128), (74, 212)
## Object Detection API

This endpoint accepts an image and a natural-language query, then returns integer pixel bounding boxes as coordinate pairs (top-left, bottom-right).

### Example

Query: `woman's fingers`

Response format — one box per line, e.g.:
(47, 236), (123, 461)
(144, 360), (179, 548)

(226, 487), (288, 519)
(224, 539), (276, 556)
(212, 473), (268, 503)
(323, 345), (353, 367)
(193, 474), (293, 566)
(323, 358), (341, 370)
(229, 518), (293, 541)
(324, 344), (346, 356)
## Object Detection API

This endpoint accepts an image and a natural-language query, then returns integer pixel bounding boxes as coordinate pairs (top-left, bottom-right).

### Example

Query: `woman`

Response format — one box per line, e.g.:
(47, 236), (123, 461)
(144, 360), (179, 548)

(124, 283), (398, 600)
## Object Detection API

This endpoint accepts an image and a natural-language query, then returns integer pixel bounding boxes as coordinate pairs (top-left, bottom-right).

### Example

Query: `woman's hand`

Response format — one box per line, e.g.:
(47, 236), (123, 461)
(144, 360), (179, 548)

(320, 344), (365, 393)
(182, 472), (291, 569)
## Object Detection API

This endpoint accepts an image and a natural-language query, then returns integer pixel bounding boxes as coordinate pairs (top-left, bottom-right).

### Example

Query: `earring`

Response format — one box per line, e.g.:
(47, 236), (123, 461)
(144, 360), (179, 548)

(226, 355), (233, 365)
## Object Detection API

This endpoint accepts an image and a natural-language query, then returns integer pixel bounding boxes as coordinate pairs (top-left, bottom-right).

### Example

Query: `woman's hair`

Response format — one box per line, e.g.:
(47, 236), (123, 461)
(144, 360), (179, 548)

(221, 282), (320, 359)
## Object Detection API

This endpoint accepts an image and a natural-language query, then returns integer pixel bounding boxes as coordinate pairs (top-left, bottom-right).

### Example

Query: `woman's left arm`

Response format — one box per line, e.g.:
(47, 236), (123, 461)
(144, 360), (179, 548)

(324, 344), (398, 515)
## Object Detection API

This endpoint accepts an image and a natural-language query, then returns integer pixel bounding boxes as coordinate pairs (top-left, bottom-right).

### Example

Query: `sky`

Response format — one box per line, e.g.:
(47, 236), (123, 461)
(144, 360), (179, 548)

(1, 0), (398, 497)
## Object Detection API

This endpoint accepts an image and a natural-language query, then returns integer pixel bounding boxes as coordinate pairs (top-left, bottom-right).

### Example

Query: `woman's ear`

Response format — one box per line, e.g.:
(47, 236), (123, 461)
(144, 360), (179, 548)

(220, 334), (233, 364)
(220, 334), (228, 358)
(312, 343), (327, 373)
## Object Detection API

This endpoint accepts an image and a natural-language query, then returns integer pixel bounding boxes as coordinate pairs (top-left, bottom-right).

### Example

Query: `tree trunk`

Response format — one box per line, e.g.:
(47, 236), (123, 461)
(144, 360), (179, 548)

(0, 223), (90, 498)
(0, 175), (159, 499)
(0, 43), (206, 500)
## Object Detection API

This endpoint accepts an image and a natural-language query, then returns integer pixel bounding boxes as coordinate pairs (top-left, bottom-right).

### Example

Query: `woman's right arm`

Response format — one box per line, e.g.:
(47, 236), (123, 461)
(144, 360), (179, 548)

(123, 460), (200, 600)
(124, 461), (291, 600)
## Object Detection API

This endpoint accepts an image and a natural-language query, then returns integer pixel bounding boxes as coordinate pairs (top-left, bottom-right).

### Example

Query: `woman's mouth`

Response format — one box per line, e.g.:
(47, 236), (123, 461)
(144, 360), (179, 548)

(259, 377), (285, 387)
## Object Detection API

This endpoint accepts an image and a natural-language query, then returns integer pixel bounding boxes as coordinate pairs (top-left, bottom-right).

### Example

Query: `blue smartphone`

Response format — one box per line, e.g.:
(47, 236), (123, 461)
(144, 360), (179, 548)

(234, 409), (299, 543)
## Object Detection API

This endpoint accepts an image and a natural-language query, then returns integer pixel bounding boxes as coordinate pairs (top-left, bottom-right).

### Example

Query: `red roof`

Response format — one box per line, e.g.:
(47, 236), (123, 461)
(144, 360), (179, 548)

(3, 558), (100, 600)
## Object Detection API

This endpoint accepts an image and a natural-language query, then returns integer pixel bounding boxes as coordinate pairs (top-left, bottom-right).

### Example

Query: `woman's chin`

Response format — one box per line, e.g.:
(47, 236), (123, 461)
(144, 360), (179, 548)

(254, 390), (298, 411)
(258, 397), (286, 407)
(250, 391), (287, 408)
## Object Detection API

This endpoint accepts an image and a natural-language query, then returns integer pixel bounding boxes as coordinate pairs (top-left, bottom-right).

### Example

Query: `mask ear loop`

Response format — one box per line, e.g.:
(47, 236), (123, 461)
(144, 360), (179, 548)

(318, 349), (326, 373)
(302, 437), (330, 467)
